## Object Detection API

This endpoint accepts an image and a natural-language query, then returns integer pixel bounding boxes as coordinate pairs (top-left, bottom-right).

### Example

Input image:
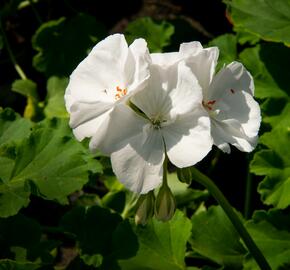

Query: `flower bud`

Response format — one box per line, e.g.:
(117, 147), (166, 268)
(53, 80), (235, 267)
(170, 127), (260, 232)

(155, 184), (176, 222)
(177, 167), (192, 184)
(135, 191), (155, 226)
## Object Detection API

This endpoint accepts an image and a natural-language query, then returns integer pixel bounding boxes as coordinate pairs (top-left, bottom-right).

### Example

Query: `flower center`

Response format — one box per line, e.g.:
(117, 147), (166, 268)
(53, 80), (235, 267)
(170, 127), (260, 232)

(151, 116), (166, 129)
(115, 86), (127, 100)
(202, 100), (216, 111)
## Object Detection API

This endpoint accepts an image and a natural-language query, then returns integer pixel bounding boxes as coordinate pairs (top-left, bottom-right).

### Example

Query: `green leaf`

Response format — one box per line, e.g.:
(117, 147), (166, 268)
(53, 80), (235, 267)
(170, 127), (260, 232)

(189, 206), (246, 268)
(60, 205), (122, 255)
(0, 108), (32, 147)
(251, 124), (290, 209)
(125, 17), (174, 52)
(251, 209), (290, 233)
(234, 27), (260, 45)
(11, 79), (38, 100)
(61, 205), (139, 269)
(0, 109), (32, 193)
(44, 76), (69, 118)
(32, 14), (106, 76)
(111, 219), (138, 260)
(244, 218), (290, 269)
(0, 118), (102, 217)
(0, 213), (41, 249)
(227, 0), (290, 46)
(80, 253), (103, 268)
(239, 44), (290, 100)
(263, 102), (290, 128)
(0, 259), (40, 270)
(208, 34), (237, 70)
(119, 210), (192, 270)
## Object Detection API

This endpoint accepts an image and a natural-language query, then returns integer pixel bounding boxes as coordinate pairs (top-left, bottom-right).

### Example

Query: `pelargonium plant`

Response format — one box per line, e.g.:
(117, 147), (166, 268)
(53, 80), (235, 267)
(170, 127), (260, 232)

(65, 33), (270, 270)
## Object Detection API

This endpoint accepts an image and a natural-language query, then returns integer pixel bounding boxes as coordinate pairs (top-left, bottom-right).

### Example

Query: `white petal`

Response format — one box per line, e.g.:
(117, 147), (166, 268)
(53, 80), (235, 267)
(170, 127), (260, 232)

(179, 41), (203, 55)
(211, 118), (258, 153)
(89, 104), (146, 154)
(111, 127), (165, 194)
(72, 110), (109, 141)
(217, 89), (261, 138)
(213, 89), (261, 138)
(169, 61), (203, 117)
(66, 34), (129, 105)
(69, 101), (112, 129)
(131, 61), (203, 120)
(130, 64), (173, 119)
(184, 46), (219, 95)
(150, 52), (181, 67)
(208, 61), (254, 101)
(162, 109), (212, 167)
(125, 38), (151, 94)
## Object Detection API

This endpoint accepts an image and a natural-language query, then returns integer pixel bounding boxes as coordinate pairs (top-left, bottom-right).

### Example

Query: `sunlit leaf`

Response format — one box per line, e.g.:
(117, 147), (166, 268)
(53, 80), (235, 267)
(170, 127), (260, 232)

(11, 79), (38, 100)
(234, 27), (260, 45)
(0, 118), (102, 217)
(251, 209), (290, 233)
(208, 34), (237, 70)
(226, 0), (290, 46)
(44, 76), (69, 118)
(263, 102), (290, 128)
(119, 210), (192, 270)
(251, 122), (290, 208)
(190, 206), (246, 268)
(0, 108), (32, 147)
(239, 44), (290, 100)
(244, 216), (290, 269)
(125, 17), (174, 52)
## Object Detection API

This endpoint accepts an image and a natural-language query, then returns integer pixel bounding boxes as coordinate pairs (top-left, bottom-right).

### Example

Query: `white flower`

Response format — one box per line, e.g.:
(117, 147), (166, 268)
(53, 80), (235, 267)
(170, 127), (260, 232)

(64, 34), (150, 148)
(154, 42), (261, 153)
(93, 61), (212, 194)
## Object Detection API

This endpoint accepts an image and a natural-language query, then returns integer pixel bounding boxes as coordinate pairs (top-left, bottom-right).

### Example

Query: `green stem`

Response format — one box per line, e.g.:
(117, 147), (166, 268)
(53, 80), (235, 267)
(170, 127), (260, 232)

(121, 193), (139, 219)
(191, 167), (271, 270)
(0, 20), (27, 80)
(207, 148), (221, 175)
(244, 165), (253, 219)
(28, 0), (43, 24)
(163, 156), (168, 186)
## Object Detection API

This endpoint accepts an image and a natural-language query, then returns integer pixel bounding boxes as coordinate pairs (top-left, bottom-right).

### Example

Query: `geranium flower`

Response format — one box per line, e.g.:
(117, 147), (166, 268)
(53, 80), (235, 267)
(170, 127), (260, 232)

(64, 34), (150, 146)
(92, 61), (212, 194)
(152, 42), (261, 153)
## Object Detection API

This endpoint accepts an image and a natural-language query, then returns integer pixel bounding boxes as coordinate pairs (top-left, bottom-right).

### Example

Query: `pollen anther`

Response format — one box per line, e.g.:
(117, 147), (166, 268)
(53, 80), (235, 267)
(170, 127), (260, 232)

(115, 86), (127, 100)
(202, 100), (216, 111)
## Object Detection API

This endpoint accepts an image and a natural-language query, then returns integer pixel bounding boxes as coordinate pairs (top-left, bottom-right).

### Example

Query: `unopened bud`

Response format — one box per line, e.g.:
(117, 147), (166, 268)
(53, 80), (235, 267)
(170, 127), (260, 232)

(155, 184), (176, 222)
(177, 167), (192, 184)
(135, 191), (155, 226)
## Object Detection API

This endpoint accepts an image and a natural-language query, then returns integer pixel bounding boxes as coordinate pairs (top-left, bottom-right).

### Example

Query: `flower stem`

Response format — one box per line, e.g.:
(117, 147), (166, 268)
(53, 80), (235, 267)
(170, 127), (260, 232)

(0, 20), (27, 80)
(244, 168), (253, 219)
(28, 0), (43, 24)
(244, 154), (253, 219)
(163, 156), (168, 186)
(191, 166), (271, 270)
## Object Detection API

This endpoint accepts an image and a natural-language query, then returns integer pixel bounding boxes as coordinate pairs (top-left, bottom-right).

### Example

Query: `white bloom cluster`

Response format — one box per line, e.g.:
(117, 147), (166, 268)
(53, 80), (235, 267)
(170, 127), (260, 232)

(65, 34), (261, 194)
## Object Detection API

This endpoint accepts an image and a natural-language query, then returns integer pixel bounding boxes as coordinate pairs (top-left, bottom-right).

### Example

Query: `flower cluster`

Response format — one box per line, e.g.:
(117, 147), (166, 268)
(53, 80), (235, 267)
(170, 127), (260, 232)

(65, 34), (261, 220)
